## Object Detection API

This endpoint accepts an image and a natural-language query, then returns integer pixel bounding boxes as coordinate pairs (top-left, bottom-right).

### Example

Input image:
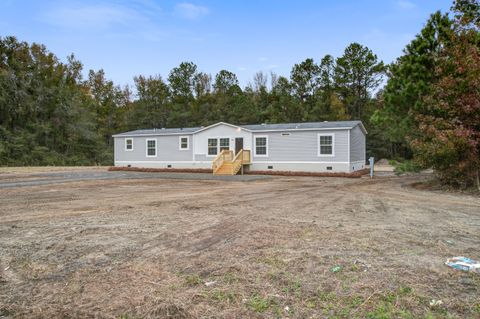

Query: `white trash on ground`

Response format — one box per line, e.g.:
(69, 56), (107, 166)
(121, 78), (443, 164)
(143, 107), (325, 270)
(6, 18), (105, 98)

(445, 256), (480, 273)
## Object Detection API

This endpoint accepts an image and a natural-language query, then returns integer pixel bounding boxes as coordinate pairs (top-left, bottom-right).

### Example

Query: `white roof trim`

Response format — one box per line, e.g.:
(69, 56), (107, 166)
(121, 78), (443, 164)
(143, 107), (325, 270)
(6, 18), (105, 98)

(193, 121), (252, 134)
(248, 127), (355, 133)
(112, 131), (196, 138)
(356, 122), (368, 135)
(113, 121), (367, 138)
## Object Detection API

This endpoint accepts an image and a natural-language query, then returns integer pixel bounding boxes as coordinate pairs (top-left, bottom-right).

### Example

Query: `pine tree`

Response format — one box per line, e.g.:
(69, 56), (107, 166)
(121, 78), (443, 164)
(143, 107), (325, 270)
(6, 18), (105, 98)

(371, 12), (453, 158)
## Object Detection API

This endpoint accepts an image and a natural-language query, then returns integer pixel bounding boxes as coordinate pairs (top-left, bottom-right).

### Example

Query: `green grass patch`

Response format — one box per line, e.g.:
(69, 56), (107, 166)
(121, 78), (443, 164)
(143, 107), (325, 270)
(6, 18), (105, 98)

(246, 294), (273, 313)
(222, 271), (239, 284)
(388, 159), (422, 175)
(209, 289), (237, 304)
(184, 274), (203, 286)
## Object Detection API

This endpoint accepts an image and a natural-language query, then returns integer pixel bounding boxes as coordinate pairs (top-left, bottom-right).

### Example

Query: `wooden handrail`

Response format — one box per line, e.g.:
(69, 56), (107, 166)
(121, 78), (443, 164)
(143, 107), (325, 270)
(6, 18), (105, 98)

(231, 150), (243, 175)
(212, 149), (233, 173)
(242, 150), (251, 163)
(212, 149), (251, 175)
(212, 149), (225, 164)
(233, 149), (243, 162)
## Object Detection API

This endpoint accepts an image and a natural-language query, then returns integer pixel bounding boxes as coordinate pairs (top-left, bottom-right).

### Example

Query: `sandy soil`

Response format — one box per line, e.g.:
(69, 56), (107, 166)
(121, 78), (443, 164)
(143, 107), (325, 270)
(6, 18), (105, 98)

(0, 168), (479, 318)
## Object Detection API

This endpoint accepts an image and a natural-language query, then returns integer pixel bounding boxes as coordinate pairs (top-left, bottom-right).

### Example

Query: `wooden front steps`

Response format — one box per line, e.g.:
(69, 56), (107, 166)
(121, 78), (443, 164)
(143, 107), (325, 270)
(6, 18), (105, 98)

(215, 163), (234, 175)
(212, 149), (251, 175)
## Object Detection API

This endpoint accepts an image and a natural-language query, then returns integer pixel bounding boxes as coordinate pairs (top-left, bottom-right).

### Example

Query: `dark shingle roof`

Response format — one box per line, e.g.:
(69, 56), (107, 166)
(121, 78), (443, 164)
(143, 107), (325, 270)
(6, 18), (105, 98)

(113, 121), (365, 137)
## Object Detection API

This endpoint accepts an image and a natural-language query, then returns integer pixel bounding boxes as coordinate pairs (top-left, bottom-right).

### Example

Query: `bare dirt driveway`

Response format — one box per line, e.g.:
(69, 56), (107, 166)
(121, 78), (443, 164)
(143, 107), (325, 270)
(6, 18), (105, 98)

(0, 167), (479, 318)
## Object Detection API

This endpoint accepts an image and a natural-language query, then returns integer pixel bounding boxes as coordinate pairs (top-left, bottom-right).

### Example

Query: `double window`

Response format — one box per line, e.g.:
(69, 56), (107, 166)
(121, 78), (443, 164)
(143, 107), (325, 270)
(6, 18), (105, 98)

(207, 138), (230, 156)
(254, 136), (268, 157)
(318, 134), (334, 156)
(146, 139), (157, 157)
(125, 138), (133, 151)
(179, 136), (189, 150)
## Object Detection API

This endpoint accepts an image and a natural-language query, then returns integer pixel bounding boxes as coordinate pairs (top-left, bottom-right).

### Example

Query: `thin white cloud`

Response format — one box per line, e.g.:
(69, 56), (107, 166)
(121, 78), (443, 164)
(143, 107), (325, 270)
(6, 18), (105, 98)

(175, 3), (209, 20)
(364, 28), (387, 41)
(42, 3), (143, 29)
(397, 0), (416, 10)
(238, 66), (247, 71)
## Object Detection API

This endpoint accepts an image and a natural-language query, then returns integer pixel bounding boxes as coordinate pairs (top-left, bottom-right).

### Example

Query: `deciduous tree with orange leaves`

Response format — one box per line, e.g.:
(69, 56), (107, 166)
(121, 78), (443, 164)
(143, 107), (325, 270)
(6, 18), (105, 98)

(411, 0), (480, 189)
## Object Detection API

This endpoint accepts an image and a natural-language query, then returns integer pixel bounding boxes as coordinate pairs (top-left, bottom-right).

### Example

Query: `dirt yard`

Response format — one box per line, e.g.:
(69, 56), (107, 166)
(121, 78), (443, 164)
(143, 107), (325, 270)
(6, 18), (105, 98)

(0, 168), (479, 318)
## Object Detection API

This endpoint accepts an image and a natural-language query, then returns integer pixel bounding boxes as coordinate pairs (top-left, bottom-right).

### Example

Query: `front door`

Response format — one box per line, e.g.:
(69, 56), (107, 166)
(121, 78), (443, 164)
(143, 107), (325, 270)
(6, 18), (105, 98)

(235, 137), (243, 155)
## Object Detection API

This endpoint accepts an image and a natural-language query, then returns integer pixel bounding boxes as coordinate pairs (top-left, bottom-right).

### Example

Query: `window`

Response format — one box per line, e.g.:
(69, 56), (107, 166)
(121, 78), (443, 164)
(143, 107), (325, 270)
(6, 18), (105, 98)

(219, 138), (230, 152)
(146, 139), (157, 157)
(207, 138), (230, 156)
(125, 138), (133, 151)
(318, 134), (334, 156)
(208, 138), (218, 155)
(179, 136), (189, 150)
(255, 136), (268, 156)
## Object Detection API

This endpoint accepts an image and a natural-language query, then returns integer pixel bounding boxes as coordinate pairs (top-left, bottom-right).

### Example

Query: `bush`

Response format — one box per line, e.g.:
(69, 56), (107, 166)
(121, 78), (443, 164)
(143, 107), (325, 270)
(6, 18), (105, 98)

(389, 159), (423, 175)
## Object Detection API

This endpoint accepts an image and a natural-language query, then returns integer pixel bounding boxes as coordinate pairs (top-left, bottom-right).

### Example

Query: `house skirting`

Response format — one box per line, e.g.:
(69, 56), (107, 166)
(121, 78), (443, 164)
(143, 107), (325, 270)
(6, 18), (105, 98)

(115, 160), (365, 173)
(114, 161), (212, 169)
(350, 160), (367, 172)
(250, 162), (352, 173)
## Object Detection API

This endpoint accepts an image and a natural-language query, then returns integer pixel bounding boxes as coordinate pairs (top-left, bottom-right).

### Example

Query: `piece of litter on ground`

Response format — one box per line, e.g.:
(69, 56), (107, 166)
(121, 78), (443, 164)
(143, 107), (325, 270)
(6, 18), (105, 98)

(330, 265), (342, 273)
(204, 281), (216, 287)
(284, 306), (290, 312)
(445, 256), (480, 273)
(353, 259), (370, 271)
(429, 299), (443, 307)
(443, 239), (454, 245)
(4, 266), (10, 271)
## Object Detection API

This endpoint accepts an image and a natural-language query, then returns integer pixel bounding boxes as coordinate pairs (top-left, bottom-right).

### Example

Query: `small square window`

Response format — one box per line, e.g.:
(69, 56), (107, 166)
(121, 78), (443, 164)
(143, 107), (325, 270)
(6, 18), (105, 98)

(179, 136), (189, 150)
(318, 134), (334, 156)
(255, 137), (268, 156)
(125, 138), (133, 151)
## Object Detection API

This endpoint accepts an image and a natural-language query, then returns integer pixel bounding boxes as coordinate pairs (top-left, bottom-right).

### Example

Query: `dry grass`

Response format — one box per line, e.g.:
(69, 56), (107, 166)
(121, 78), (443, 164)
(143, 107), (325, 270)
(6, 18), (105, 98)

(0, 166), (107, 174)
(0, 169), (479, 318)
(246, 168), (369, 178)
(108, 166), (213, 174)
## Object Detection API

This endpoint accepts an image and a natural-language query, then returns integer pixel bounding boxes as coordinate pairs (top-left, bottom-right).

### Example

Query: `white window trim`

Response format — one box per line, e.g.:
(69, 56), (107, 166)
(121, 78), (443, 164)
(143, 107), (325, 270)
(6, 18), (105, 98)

(318, 133), (335, 157)
(125, 138), (134, 151)
(146, 138), (157, 157)
(254, 135), (269, 157)
(206, 136), (231, 157)
(179, 136), (190, 150)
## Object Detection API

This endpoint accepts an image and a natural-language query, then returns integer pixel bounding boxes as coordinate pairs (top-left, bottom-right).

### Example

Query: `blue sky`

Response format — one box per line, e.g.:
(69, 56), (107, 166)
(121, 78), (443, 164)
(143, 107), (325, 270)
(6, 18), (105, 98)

(0, 0), (452, 88)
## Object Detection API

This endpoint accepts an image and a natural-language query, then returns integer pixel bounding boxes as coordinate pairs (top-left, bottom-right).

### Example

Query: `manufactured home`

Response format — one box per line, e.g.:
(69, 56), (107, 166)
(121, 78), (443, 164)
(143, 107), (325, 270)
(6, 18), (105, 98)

(112, 121), (366, 175)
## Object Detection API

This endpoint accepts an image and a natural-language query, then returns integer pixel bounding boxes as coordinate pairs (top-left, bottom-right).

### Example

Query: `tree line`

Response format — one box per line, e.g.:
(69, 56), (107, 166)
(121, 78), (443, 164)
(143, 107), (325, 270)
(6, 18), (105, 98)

(0, 39), (385, 163)
(0, 0), (479, 188)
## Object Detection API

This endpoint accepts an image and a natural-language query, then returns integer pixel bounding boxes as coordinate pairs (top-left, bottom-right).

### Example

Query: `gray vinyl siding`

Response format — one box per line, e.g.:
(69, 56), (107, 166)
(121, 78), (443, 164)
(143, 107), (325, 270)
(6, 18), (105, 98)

(252, 130), (349, 162)
(194, 154), (209, 162)
(349, 125), (365, 162)
(114, 135), (193, 162)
